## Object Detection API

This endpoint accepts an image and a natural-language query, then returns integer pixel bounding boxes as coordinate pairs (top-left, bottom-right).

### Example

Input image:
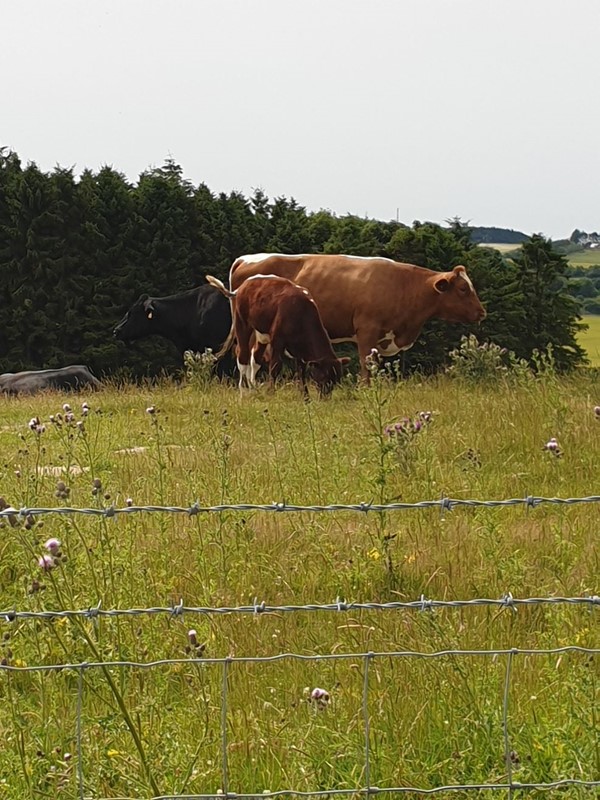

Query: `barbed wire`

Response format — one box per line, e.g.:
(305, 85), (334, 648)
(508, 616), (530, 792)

(1, 493), (600, 521)
(2, 593), (599, 624)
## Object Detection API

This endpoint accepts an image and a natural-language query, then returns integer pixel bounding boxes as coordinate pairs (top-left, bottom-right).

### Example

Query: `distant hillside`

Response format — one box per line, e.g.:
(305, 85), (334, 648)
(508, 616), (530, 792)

(469, 226), (529, 244)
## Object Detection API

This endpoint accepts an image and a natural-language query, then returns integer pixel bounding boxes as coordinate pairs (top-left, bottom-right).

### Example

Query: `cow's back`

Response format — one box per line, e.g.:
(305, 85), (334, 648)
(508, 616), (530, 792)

(231, 254), (409, 340)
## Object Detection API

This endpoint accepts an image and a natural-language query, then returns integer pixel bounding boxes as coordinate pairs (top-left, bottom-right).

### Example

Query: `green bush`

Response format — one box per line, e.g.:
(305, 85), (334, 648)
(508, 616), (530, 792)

(446, 334), (531, 382)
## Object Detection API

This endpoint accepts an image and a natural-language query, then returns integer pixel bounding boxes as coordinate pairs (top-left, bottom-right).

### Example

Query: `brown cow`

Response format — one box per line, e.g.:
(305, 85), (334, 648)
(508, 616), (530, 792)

(205, 274), (348, 395)
(228, 254), (486, 378)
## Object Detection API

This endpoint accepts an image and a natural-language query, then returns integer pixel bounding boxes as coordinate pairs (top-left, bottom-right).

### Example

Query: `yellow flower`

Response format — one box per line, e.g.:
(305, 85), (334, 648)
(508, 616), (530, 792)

(367, 548), (381, 561)
(107, 749), (122, 758)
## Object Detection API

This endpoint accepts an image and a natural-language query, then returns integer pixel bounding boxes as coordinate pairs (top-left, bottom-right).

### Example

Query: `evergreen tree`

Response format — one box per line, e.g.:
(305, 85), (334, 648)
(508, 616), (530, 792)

(0, 148), (589, 377)
(306, 209), (337, 251)
(511, 234), (587, 369)
(266, 196), (313, 253)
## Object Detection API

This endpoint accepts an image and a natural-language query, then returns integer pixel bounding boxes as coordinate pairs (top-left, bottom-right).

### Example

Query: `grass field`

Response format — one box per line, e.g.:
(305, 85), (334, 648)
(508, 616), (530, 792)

(0, 373), (598, 798)
(567, 250), (600, 269)
(480, 243), (600, 270)
(477, 242), (522, 254)
(580, 315), (600, 366)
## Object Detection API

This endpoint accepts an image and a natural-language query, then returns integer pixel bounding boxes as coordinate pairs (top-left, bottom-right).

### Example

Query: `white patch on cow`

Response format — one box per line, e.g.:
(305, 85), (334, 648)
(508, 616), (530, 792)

(255, 330), (270, 345)
(249, 350), (261, 386)
(376, 331), (400, 357)
(338, 254), (397, 264)
(245, 273), (290, 284)
(237, 359), (250, 391)
(240, 253), (396, 264)
(239, 253), (293, 264)
(458, 270), (474, 291)
(331, 336), (358, 344)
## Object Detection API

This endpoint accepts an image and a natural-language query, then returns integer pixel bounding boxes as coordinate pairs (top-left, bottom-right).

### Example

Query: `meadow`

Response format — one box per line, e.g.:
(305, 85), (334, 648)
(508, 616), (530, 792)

(567, 250), (600, 269)
(579, 316), (600, 367)
(481, 242), (600, 270)
(0, 370), (598, 799)
(477, 243), (522, 254)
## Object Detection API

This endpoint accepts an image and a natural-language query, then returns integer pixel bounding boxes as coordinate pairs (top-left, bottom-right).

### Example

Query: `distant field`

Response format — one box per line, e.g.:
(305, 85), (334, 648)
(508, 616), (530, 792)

(477, 242), (522, 253)
(579, 314), (600, 365)
(566, 249), (600, 268)
(479, 243), (600, 268)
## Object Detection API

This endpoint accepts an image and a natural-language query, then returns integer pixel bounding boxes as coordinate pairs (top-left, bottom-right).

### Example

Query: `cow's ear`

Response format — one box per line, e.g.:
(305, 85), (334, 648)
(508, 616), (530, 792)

(433, 275), (452, 293)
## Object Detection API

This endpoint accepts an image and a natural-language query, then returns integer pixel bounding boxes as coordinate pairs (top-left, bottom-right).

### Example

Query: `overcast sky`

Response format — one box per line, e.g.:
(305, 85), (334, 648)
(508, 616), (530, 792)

(3, 0), (599, 239)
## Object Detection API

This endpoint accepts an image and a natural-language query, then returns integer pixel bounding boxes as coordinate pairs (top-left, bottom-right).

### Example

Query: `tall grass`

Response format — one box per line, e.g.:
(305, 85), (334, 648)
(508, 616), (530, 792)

(579, 315), (600, 367)
(0, 371), (598, 798)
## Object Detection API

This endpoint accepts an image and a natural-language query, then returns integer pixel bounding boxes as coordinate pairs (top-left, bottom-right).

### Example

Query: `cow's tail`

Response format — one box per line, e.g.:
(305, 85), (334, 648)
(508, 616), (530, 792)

(205, 275), (237, 359)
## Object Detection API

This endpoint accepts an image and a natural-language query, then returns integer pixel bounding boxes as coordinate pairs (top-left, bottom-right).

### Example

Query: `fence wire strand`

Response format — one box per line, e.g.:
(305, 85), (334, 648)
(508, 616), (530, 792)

(3, 593), (598, 624)
(1, 493), (599, 521)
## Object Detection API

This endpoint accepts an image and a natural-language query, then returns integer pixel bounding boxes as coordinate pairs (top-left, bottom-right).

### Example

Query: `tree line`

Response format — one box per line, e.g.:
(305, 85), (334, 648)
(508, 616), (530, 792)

(0, 149), (587, 378)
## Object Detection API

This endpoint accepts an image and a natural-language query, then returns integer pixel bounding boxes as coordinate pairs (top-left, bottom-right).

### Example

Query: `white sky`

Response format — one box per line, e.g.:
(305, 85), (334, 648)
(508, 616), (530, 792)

(3, 0), (599, 239)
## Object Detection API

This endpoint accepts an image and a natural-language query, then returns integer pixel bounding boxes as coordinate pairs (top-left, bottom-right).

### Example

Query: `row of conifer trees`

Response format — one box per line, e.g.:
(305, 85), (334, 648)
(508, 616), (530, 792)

(0, 149), (586, 377)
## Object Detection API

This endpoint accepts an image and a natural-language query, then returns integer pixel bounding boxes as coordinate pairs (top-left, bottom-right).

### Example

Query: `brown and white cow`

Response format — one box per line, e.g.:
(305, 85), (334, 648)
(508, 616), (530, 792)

(228, 254), (486, 378)
(205, 274), (349, 395)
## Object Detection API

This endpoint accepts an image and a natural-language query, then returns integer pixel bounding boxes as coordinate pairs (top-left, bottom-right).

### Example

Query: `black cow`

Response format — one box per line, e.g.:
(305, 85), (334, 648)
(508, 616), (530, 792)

(113, 285), (233, 375)
(0, 366), (101, 395)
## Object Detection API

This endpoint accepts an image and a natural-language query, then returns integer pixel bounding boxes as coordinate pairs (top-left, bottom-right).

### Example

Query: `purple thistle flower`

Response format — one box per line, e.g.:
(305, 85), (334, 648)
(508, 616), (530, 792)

(310, 687), (330, 710)
(44, 538), (61, 554)
(38, 554), (55, 571)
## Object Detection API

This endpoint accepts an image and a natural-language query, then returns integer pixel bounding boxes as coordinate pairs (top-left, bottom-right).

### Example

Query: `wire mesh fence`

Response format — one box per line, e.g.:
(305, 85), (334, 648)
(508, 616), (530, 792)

(1, 493), (598, 798)
(2, 603), (598, 799)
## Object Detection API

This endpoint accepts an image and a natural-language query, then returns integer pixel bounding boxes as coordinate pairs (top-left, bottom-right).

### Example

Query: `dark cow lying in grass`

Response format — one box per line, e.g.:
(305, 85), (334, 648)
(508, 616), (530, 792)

(113, 284), (234, 375)
(0, 366), (101, 395)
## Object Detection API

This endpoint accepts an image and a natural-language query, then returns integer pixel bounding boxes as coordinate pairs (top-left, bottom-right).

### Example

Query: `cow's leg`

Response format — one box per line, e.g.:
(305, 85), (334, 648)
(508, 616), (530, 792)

(355, 326), (381, 381)
(296, 360), (309, 399)
(235, 316), (252, 391)
(267, 344), (284, 390)
(249, 340), (267, 387)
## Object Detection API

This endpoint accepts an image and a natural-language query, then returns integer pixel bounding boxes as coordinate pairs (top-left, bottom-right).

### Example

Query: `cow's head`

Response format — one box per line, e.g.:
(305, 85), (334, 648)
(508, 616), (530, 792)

(113, 294), (157, 342)
(432, 266), (486, 324)
(309, 356), (351, 396)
